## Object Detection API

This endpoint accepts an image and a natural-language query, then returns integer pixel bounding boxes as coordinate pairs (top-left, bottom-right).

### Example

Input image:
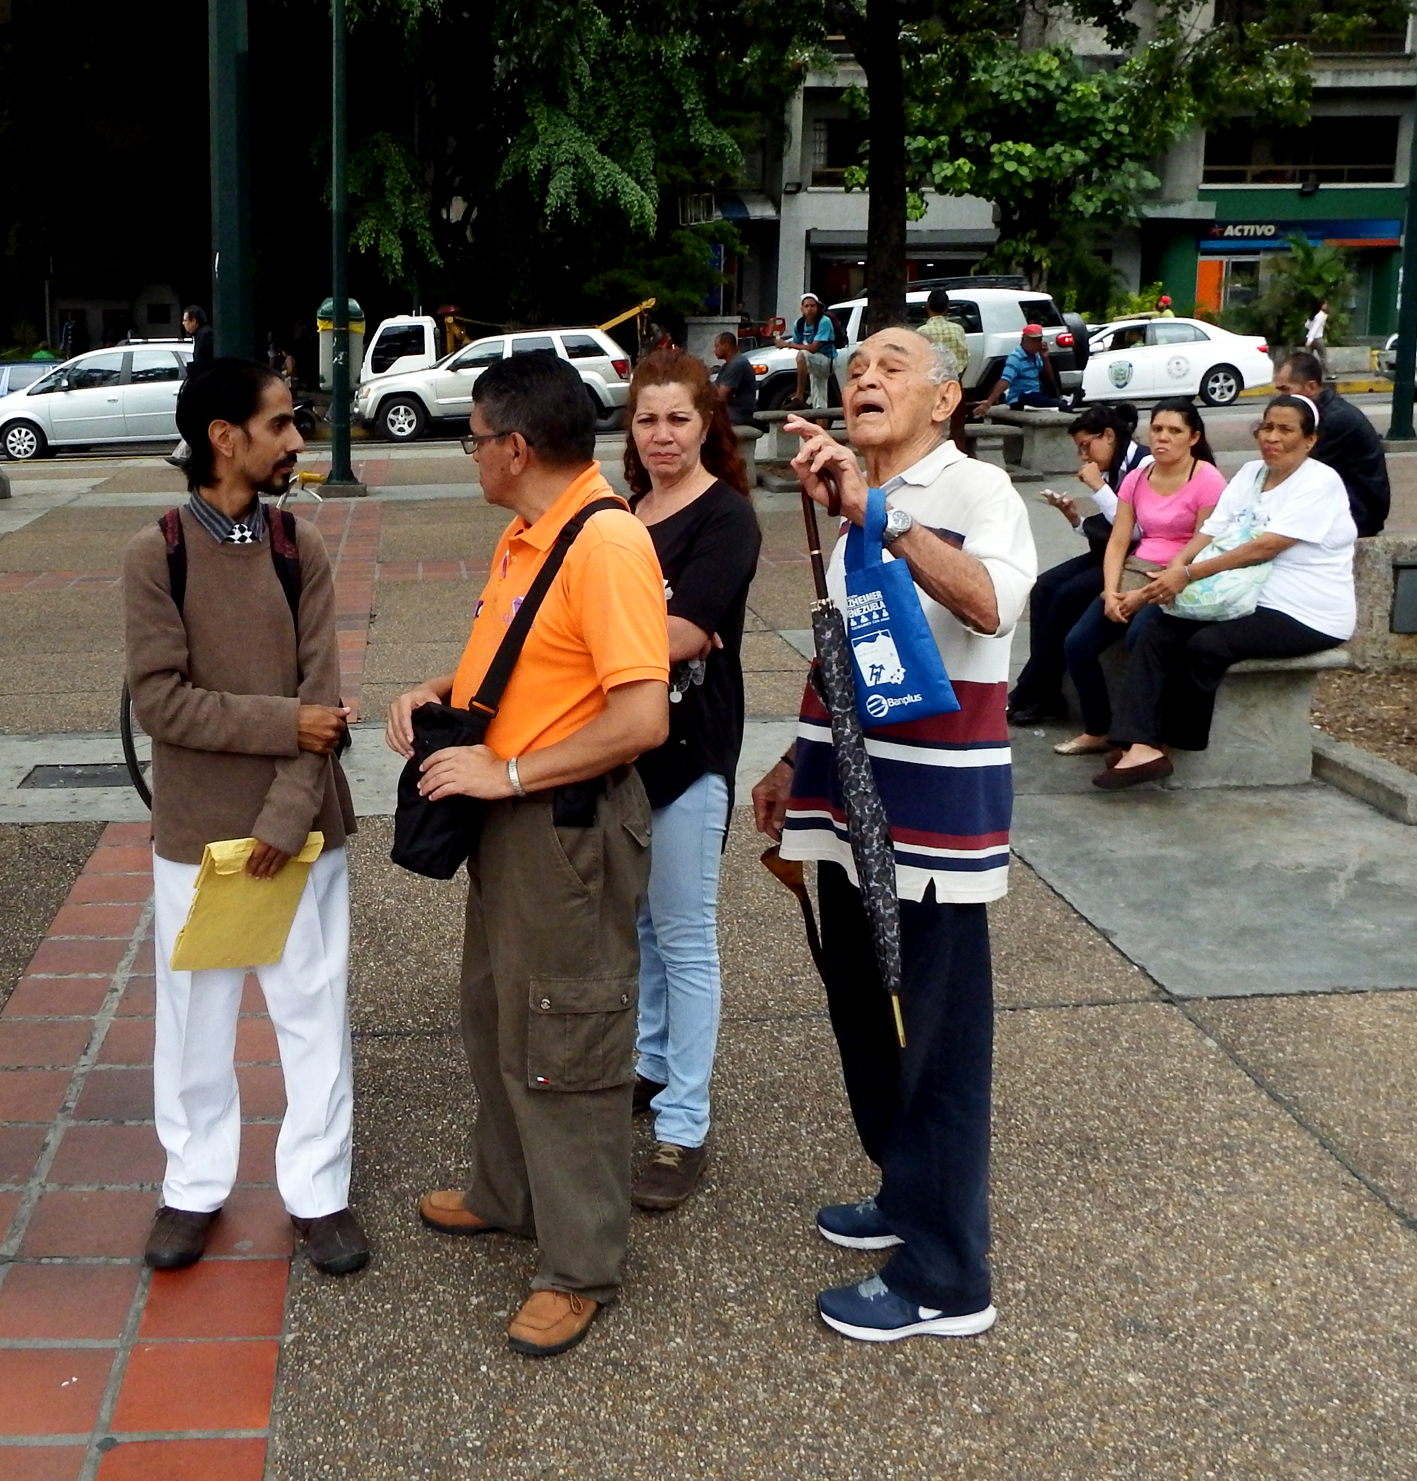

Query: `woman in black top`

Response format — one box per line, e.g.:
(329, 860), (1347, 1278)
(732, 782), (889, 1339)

(1006, 402), (1148, 723)
(623, 348), (761, 1210)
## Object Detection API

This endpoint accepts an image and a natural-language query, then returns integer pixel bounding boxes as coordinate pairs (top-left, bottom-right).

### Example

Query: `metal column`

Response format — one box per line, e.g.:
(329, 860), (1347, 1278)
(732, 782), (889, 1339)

(208, 0), (252, 359)
(325, 0), (366, 494)
(1387, 136), (1417, 442)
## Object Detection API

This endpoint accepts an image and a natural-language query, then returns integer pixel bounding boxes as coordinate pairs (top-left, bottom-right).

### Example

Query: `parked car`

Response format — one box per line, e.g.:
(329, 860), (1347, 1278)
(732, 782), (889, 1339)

(361, 315), (442, 381)
(1081, 318), (1271, 406)
(0, 343), (193, 460)
(0, 360), (54, 400)
(1378, 332), (1411, 379)
(355, 326), (631, 442)
(746, 278), (1087, 409)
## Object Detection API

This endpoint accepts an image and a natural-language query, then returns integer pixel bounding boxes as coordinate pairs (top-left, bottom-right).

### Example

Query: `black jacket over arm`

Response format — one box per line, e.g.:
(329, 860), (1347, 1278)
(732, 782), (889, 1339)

(1314, 389), (1389, 537)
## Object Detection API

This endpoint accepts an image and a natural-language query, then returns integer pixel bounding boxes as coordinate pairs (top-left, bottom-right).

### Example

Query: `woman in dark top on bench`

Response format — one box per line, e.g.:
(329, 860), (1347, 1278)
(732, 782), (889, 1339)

(1007, 403), (1148, 724)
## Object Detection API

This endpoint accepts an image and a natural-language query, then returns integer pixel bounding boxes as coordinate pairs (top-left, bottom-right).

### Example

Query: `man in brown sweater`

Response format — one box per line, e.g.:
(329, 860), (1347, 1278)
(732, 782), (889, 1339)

(124, 359), (366, 1274)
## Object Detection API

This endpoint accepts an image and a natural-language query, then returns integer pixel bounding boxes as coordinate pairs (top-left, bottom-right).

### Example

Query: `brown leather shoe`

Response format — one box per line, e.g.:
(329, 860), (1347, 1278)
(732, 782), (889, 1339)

(632, 1141), (708, 1211)
(632, 1074), (666, 1116)
(1093, 755), (1174, 790)
(292, 1207), (370, 1275)
(507, 1289), (600, 1357)
(144, 1206), (219, 1269)
(417, 1189), (500, 1237)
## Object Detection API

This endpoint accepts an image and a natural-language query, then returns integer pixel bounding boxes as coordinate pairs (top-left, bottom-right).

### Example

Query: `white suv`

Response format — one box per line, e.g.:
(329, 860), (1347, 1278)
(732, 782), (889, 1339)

(356, 327), (631, 443)
(0, 343), (193, 460)
(747, 281), (1084, 409)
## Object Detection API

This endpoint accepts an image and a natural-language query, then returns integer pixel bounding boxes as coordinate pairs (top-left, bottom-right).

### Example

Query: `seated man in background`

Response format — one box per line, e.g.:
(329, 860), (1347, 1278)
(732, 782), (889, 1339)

(970, 325), (1067, 415)
(1273, 350), (1389, 537)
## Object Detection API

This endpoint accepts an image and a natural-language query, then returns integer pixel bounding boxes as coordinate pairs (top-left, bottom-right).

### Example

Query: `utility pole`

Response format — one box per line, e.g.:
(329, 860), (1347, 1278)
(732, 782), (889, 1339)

(208, 0), (253, 358)
(325, 0), (366, 494)
(1387, 126), (1417, 443)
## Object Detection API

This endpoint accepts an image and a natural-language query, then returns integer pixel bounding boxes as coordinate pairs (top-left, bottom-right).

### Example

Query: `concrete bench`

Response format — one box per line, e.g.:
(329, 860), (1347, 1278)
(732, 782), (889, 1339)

(983, 406), (1077, 475)
(1092, 646), (1351, 788)
(734, 423), (764, 486)
(755, 407), (846, 461)
(961, 423), (1024, 470)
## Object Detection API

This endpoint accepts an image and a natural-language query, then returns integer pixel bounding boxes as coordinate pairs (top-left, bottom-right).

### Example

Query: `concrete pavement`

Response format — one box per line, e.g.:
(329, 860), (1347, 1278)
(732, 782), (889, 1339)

(0, 437), (1415, 1477)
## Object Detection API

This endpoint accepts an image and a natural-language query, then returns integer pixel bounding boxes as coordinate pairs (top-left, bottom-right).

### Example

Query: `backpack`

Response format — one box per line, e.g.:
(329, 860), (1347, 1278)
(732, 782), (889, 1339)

(159, 505), (301, 624)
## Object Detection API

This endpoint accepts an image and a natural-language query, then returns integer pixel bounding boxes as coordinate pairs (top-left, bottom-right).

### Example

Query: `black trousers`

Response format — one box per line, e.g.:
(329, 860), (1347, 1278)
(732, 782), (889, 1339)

(818, 862), (993, 1315)
(1009, 549), (1105, 709)
(1109, 607), (1343, 751)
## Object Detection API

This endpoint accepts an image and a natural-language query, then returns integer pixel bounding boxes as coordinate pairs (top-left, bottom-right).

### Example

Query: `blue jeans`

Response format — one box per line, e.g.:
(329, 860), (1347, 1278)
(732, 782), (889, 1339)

(1063, 595), (1158, 738)
(635, 771), (730, 1148)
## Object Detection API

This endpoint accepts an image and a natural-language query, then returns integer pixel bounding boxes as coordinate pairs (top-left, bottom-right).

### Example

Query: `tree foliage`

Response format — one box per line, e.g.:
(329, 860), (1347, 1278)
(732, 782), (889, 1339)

(1226, 234), (1358, 347)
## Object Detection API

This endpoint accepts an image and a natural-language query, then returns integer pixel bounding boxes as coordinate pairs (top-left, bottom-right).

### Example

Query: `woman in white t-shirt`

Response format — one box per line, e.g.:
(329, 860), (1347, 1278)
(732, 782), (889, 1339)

(1095, 393), (1356, 788)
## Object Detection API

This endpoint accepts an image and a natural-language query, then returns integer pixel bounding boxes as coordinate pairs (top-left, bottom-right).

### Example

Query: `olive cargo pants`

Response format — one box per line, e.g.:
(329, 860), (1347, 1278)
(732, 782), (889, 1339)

(458, 770), (651, 1303)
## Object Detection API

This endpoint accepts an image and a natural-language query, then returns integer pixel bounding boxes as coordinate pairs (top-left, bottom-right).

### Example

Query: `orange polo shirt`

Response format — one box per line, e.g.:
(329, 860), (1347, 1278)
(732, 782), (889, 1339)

(450, 464), (669, 757)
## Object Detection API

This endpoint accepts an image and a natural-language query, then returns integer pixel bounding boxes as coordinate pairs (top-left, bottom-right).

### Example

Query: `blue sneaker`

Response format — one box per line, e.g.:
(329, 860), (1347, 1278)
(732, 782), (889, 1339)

(816, 1195), (903, 1250)
(818, 1275), (997, 1343)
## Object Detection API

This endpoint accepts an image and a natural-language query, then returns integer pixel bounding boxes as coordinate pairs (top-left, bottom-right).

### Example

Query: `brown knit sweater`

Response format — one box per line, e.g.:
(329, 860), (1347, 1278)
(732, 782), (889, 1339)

(123, 507), (356, 864)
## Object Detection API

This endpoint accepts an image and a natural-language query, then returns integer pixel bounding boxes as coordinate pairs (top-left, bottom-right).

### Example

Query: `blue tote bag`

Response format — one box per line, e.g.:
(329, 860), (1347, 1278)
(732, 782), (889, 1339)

(841, 486), (960, 727)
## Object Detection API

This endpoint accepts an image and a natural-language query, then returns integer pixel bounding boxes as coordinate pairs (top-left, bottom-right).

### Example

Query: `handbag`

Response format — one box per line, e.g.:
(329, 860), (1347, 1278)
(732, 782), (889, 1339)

(841, 485), (960, 727)
(1118, 553), (1164, 594)
(390, 496), (626, 879)
(1166, 466), (1274, 624)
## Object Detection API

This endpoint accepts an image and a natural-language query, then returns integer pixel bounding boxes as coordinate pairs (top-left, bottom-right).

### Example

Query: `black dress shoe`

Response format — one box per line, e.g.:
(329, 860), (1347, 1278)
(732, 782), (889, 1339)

(632, 1074), (666, 1116)
(145, 1206), (219, 1269)
(1006, 699), (1068, 725)
(291, 1207), (370, 1275)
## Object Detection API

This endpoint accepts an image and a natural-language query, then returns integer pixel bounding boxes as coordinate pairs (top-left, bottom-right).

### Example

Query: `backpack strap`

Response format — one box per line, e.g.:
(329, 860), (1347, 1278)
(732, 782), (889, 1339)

(157, 505), (301, 627)
(159, 509), (186, 614)
(268, 507), (303, 628)
(467, 496), (627, 723)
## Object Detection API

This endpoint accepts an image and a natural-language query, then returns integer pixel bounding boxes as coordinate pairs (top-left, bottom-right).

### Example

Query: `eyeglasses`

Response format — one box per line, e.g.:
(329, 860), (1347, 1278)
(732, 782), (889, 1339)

(461, 430), (513, 455)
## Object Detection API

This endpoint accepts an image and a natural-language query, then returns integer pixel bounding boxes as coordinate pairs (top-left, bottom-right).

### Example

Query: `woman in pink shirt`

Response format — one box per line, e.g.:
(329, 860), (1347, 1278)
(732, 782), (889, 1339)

(1054, 400), (1226, 754)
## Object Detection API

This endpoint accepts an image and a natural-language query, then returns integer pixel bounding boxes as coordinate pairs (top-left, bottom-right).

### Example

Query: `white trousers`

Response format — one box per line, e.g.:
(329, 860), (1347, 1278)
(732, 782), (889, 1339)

(151, 847), (354, 1218)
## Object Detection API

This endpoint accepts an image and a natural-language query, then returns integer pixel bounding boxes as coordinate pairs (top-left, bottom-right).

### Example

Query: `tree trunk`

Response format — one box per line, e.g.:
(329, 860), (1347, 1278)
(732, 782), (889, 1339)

(862, 0), (908, 334)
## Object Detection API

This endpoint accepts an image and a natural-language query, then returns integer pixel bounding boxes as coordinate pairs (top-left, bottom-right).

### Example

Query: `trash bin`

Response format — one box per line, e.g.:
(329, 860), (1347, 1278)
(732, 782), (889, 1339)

(316, 296), (365, 391)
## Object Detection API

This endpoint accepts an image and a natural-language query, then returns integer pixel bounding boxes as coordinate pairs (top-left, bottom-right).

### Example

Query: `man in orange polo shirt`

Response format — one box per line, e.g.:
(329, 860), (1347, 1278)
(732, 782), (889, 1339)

(385, 353), (669, 1357)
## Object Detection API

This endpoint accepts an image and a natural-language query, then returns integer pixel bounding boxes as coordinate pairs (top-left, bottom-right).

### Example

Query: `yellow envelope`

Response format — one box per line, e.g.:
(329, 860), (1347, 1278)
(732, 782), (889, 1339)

(170, 833), (324, 972)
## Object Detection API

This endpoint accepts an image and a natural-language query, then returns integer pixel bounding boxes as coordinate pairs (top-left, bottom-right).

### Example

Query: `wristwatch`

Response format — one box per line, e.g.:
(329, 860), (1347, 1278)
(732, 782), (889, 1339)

(882, 507), (915, 547)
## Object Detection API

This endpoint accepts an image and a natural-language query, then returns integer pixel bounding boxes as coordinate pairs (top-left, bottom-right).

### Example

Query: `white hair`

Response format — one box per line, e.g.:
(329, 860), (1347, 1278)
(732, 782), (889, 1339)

(924, 342), (960, 386)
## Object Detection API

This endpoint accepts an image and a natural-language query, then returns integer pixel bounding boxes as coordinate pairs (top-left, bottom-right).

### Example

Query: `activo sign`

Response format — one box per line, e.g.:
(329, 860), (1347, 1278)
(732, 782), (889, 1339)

(1213, 223), (1280, 239)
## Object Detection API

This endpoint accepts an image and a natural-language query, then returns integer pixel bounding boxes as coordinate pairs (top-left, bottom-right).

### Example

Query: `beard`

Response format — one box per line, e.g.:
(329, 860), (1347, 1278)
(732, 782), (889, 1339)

(256, 459), (297, 497)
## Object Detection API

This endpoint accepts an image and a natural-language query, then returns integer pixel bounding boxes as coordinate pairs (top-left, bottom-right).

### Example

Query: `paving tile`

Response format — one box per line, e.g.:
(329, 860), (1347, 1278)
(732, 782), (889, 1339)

(110, 1339), (279, 1433)
(0, 1021), (93, 1069)
(235, 1122), (280, 1184)
(0, 1070), (72, 1122)
(0, 1190), (18, 1242)
(1, 1445), (88, 1480)
(0, 1348), (115, 1434)
(47, 904), (144, 939)
(99, 823), (154, 847)
(140, 1258), (288, 1338)
(235, 1017), (279, 1064)
(65, 872), (153, 905)
(80, 847), (152, 876)
(96, 1438), (267, 1481)
(47, 1124), (164, 1186)
(4, 976), (111, 1017)
(235, 1065), (286, 1118)
(0, 1262), (141, 1339)
(96, 1020), (153, 1067)
(113, 976), (155, 1017)
(204, 1188), (293, 1258)
(0, 1123), (48, 1182)
(25, 939), (128, 978)
(72, 1067), (152, 1122)
(128, 941), (154, 975)
(20, 1189), (155, 1257)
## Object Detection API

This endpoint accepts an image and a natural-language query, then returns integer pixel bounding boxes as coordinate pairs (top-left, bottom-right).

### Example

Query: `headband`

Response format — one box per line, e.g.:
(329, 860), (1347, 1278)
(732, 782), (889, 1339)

(1279, 393), (1321, 429)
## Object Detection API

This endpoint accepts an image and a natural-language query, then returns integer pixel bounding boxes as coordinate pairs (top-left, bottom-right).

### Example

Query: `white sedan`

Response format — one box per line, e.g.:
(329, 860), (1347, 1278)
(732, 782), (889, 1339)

(1082, 318), (1273, 407)
(0, 343), (192, 460)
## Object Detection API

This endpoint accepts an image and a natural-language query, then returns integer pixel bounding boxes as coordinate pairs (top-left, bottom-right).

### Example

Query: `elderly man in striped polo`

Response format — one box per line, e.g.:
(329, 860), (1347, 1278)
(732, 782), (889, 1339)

(752, 327), (1036, 1343)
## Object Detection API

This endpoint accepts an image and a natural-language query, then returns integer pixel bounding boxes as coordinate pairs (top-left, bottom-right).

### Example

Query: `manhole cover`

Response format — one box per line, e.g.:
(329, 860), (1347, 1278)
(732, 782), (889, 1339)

(19, 764), (141, 790)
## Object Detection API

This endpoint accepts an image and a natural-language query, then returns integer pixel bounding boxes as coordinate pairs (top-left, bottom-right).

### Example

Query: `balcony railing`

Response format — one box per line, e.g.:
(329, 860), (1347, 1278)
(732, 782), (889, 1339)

(1202, 163), (1397, 184)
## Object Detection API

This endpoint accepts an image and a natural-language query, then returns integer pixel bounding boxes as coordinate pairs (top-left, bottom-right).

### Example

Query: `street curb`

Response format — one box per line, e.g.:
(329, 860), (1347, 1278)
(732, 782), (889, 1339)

(1313, 732), (1417, 825)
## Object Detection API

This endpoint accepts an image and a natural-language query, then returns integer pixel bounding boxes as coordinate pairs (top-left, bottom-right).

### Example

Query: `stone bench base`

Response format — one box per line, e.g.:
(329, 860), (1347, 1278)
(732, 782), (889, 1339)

(961, 424), (1024, 469)
(983, 407), (1078, 474)
(1095, 646), (1350, 788)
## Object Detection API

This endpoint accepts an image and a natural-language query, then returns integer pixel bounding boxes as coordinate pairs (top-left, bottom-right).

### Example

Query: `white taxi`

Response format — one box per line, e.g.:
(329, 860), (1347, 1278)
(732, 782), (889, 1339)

(1082, 318), (1273, 407)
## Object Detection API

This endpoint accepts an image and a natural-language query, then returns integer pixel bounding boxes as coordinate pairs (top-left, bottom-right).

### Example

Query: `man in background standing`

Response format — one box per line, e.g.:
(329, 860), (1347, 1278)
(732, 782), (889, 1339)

(712, 332), (758, 425)
(918, 289), (971, 449)
(169, 307), (215, 467)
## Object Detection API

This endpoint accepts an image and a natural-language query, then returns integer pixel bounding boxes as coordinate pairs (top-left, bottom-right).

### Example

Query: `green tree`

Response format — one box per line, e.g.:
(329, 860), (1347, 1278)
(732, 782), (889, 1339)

(1228, 233), (1358, 349)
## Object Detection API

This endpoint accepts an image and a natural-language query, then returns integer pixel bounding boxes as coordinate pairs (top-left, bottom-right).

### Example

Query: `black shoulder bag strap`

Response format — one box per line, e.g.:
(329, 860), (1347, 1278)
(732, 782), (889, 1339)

(159, 506), (302, 626)
(462, 495), (627, 731)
